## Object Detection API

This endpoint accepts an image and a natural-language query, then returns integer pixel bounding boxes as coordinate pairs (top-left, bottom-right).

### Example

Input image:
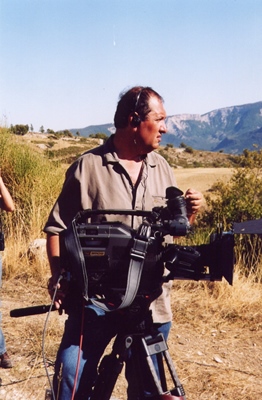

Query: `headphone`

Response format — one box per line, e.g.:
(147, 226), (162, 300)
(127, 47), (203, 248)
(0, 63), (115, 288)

(131, 89), (143, 127)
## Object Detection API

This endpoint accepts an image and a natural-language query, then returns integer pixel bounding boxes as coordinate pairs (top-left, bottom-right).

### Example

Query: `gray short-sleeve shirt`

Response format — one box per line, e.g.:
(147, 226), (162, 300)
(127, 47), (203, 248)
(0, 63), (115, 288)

(44, 135), (177, 323)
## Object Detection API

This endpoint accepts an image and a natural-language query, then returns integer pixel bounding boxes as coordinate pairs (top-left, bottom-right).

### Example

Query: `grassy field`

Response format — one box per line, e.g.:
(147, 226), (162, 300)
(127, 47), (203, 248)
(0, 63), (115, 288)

(174, 167), (234, 195)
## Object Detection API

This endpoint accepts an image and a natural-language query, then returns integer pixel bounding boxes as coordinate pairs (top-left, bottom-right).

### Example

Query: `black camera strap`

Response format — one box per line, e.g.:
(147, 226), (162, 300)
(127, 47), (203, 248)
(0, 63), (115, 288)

(112, 221), (152, 310)
(64, 218), (152, 312)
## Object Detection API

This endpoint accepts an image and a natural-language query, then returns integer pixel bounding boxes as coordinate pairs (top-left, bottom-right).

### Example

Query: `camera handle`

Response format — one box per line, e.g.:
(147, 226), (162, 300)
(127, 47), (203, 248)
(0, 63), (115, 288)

(89, 330), (186, 400)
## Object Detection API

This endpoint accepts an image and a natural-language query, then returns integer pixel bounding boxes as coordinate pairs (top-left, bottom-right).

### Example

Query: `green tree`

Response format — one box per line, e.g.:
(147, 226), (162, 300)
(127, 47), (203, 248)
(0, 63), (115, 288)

(10, 124), (29, 136)
(62, 129), (73, 138)
(89, 133), (108, 141)
(47, 128), (55, 134)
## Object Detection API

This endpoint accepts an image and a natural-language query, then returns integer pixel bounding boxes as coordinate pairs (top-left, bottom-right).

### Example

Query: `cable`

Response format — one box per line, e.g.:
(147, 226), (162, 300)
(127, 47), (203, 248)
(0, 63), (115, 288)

(70, 299), (85, 400)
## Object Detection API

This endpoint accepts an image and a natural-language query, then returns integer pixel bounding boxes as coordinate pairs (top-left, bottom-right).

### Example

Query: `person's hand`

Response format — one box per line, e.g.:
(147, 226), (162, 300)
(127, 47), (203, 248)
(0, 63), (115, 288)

(48, 273), (69, 311)
(185, 188), (203, 217)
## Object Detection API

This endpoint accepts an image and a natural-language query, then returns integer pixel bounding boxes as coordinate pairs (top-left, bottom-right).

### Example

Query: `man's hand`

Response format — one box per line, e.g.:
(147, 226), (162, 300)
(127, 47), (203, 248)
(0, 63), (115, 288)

(48, 274), (69, 311)
(185, 188), (203, 222)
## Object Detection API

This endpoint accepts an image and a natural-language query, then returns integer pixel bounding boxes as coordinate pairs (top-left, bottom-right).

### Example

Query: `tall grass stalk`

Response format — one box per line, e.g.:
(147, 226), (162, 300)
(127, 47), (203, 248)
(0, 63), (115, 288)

(171, 262), (262, 329)
(0, 127), (64, 279)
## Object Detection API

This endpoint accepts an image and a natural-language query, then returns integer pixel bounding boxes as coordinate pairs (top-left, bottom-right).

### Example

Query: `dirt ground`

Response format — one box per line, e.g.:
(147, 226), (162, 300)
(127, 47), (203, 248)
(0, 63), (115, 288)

(0, 277), (261, 400)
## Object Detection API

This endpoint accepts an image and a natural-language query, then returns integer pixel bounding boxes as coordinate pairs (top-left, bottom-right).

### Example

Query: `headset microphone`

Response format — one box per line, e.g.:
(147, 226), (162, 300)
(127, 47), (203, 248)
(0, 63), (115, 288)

(131, 112), (141, 127)
(131, 89), (143, 127)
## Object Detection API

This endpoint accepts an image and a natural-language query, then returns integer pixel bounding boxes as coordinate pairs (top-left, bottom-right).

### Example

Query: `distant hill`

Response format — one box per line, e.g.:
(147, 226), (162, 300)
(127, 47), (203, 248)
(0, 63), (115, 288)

(70, 124), (115, 138)
(70, 101), (262, 154)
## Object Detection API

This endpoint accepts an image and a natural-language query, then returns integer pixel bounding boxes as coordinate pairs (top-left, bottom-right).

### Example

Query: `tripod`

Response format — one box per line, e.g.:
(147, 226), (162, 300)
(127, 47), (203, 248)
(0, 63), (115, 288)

(89, 310), (186, 400)
(10, 291), (187, 400)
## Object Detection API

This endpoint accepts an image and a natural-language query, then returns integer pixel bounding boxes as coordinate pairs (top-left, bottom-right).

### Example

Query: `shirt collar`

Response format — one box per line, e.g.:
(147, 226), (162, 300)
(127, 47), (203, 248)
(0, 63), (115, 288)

(103, 135), (159, 167)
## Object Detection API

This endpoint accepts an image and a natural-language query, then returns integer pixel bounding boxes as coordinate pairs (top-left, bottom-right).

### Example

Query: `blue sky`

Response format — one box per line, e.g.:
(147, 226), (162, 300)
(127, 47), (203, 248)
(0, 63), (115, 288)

(1, 0), (262, 132)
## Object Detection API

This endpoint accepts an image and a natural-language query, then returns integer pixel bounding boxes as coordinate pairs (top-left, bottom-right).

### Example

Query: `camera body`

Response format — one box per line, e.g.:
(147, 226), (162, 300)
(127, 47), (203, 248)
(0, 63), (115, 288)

(60, 218), (166, 308)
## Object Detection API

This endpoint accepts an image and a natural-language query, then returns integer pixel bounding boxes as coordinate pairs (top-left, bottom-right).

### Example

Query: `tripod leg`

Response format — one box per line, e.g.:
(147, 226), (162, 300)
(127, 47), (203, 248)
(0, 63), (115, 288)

(163, 350), (186, 398)
(141, 334), (186, 400)
(90, 335), (132, 400)
(89, 353), (124, 400)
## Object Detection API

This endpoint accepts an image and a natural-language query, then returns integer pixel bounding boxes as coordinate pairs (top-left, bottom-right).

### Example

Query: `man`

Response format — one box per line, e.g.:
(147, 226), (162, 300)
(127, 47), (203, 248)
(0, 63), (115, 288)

(44, 86), (202, 399)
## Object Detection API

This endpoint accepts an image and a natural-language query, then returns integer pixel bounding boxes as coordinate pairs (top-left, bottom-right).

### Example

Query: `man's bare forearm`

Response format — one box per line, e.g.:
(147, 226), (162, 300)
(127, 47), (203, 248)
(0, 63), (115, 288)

(46, 233), (61, 279)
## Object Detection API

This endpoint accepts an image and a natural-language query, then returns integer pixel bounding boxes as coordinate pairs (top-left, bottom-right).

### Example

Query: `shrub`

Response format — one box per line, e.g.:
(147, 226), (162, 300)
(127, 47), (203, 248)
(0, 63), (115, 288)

(200, 150), (262, 228)
(198, 148), (262, 279)
(89, 133), (108, 141)
(10, 124), (29, 136)
(184, 146), (194, 154)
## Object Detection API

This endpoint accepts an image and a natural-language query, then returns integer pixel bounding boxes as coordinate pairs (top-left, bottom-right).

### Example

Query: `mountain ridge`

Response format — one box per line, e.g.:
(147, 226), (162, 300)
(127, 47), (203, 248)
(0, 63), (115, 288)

(70, 101), (262, 154)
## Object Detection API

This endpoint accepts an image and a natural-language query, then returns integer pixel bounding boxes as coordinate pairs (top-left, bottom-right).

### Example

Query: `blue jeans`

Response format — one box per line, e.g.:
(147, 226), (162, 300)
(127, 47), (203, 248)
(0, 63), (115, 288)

(0, 323), (7, 356)
(53, 304), (118, 400)
(0, 254), (7, 356)
(52, 303), (171, 400)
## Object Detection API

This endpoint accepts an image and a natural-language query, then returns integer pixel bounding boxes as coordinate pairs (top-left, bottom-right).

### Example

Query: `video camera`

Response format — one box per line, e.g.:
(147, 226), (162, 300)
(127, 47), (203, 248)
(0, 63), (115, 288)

(57, 186), (234, 312)
(10, 186), (235, 317)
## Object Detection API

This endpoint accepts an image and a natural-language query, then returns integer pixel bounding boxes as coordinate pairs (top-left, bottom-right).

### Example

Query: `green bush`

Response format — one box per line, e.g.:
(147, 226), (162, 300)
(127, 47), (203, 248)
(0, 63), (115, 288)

(198, 148), (262, 279)
(10, 124), (29, 136)
(200, 150), (262, 229)
(185, 146), (194, 154)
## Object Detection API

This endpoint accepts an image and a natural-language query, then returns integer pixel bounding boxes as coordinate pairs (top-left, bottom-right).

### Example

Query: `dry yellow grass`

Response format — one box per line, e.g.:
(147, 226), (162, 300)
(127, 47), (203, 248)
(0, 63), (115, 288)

(174, 167), (234, 195)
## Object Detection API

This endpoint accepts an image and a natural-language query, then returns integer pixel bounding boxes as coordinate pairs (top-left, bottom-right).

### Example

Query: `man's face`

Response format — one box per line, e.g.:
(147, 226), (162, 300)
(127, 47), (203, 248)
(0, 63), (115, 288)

(136, 96), (167, 152)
